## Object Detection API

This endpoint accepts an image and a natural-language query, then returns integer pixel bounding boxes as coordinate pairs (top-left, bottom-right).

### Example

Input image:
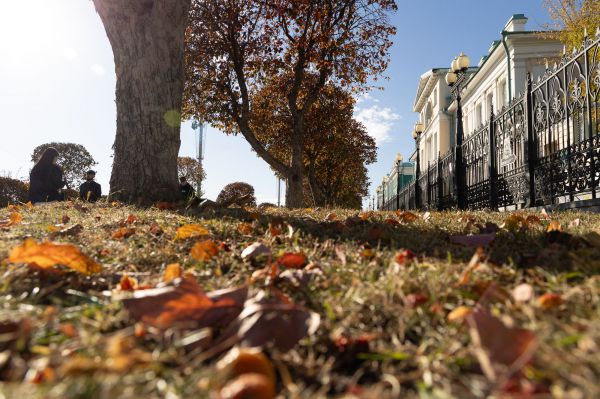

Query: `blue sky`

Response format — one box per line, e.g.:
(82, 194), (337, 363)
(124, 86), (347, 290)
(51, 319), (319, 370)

(0, 0), (554, 206)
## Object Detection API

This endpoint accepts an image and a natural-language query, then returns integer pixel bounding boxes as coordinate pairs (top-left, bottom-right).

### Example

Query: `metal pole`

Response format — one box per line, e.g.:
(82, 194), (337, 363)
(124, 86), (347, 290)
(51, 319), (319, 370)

(277, 177), (281, 207)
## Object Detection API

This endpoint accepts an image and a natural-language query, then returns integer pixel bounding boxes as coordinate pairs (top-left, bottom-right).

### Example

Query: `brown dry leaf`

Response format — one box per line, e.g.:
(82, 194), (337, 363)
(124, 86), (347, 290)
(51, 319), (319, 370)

(467, 308), (537, 381)
(217, 290), (320, 352)
(358, 211), (373, 220)
(120, 274), (138, 291)
(457, 248), (485, 286)
(191, 240), (219, 262)
(7, 238), (101, 275)
(277, 252), (307, 269)
(122, 277), (247, 330)
(149, 222), (164, 236)
(58, 323), (78, 338)
(237, 222), (254, 235)
(325, 212), (337, 221)
(503, 214), (525, 232)
(547, 220), (562, 232)
(163, 263), (183, 282)
(393, 249), (416, 266)
(112, 227), (136, 240)
(175, 224), (210, 240)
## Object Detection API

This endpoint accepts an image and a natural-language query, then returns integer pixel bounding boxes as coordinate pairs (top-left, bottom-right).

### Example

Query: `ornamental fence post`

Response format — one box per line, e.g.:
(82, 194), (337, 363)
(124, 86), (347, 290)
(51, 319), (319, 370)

(437, 152), (443, 210)
(525, 73), (537, 207)
(488, 104), (498, 210)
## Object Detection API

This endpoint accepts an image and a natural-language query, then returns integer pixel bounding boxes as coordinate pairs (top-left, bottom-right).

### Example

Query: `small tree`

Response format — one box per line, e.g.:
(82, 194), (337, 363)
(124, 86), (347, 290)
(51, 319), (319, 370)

(217, 182), (256, 207)
(177, 156), (205, 191)
(0, 177), (28, 207)
(31, 143), (97, 188)
(543, 0), (600, 49)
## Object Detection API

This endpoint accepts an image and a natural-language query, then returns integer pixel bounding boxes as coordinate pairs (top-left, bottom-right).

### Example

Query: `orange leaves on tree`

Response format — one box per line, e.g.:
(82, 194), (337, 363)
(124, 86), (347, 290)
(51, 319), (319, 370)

(277, 252), (307, 269)
(7, 238), (101, 275)
(191, 239), (219, 262)
(175, 224), (210, 240)
(537, 293), (563, 309)
(163, 263), (183, 282)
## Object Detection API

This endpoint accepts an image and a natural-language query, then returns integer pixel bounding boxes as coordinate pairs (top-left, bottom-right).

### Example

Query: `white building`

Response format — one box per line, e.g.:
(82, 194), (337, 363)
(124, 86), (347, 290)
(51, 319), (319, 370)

(411, 14), (563, 169)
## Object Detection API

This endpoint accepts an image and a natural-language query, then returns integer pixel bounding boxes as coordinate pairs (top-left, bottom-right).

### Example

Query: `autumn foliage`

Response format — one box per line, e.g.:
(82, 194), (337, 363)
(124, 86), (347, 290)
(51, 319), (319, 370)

(183, 0), (396, 207)
(217, 182), (257, 207)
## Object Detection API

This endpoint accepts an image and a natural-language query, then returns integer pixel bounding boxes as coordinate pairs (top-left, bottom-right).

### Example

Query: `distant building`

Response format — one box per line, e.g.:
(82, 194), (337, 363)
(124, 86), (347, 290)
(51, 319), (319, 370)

(375, 14), (563, 209)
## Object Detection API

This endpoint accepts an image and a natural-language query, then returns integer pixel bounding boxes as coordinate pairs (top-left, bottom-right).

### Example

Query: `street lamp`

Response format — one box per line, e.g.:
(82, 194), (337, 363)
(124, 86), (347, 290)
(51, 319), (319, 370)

(395, 153), (403, 210)
(445, 52), (470, 209)
(412, 127), (422, 209)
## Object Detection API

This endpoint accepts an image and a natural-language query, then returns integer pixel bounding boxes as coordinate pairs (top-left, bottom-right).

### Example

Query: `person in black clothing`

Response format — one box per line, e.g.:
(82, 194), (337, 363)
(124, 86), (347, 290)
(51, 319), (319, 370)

(28, 147), (66, 203)
(79, 170), (102, 202)
(179, 176), (195, 200)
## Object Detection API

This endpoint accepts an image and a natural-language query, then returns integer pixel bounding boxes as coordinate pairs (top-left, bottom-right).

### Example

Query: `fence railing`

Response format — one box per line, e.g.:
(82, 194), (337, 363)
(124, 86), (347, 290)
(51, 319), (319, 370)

(381, 30), (600, 212)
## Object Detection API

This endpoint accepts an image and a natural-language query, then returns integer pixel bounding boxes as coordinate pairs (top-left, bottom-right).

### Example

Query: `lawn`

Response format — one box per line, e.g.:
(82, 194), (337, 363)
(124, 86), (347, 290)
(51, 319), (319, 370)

(0, 201), (599, 398)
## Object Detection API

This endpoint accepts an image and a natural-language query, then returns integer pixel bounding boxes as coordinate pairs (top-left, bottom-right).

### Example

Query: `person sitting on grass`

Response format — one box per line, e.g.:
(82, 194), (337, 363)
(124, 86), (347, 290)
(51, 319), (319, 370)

(79, 170), (102, 202)
(28, 147), (66, 203)
(179, 176), (195, 200)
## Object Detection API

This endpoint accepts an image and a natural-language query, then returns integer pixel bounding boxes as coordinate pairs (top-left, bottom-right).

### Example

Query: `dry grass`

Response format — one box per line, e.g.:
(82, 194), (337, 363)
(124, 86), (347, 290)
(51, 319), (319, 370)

(0, 201), (599, 398)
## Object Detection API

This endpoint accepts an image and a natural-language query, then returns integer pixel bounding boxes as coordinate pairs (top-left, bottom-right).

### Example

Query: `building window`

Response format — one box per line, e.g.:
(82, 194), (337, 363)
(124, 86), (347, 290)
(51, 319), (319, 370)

(498, 80), (507, 107)
(432, 88), (437, 107)
(486, 93), (493, 115)
(476, 103), (483, 127)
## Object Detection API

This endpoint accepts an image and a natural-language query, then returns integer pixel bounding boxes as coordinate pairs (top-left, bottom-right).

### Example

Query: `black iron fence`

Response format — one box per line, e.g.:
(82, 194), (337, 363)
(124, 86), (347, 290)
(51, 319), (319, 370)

(380, 30), (600, 211)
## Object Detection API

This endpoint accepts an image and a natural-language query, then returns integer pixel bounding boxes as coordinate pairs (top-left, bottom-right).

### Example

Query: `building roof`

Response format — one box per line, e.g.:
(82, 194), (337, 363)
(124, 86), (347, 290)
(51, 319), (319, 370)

(412, 68), (450, 113)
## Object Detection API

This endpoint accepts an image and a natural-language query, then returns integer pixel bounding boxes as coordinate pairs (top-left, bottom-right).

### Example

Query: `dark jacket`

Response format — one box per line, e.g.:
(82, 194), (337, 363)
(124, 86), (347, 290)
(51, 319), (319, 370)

(179, 182), (195, 199)
(79, 180), (102, 202)
(28, 164), (65, 203)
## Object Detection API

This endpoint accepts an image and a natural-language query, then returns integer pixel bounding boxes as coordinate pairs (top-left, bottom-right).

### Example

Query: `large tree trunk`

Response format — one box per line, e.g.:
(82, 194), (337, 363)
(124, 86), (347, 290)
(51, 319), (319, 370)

(93, 0), (191, 204)
(286, 118), (305, 208)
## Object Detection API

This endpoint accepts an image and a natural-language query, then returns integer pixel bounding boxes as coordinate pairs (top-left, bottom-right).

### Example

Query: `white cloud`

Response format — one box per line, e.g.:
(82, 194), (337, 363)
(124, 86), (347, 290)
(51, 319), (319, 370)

(63, 47), (78, 60)
(354, 105), (401, 144)
(91, 64), (106, 75)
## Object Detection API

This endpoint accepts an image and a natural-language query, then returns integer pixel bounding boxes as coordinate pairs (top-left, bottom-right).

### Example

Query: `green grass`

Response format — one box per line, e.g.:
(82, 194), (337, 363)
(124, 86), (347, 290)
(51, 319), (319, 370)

(0, 201), (599, 398)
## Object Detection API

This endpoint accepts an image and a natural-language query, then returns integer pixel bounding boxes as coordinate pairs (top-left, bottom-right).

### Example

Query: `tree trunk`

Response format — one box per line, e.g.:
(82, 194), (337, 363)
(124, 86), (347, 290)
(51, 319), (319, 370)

(93, 0), (191, 204)
(286, 118), (305, 208)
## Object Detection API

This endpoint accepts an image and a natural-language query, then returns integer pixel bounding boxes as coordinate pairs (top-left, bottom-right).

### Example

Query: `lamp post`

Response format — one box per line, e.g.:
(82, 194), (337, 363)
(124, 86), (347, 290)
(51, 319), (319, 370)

(445, 52), (470, 209)
(395, 153), (403, 210)
(376, 187), (381, 210)
(412, 122), (424, 209)
(382, 175), (388, 210)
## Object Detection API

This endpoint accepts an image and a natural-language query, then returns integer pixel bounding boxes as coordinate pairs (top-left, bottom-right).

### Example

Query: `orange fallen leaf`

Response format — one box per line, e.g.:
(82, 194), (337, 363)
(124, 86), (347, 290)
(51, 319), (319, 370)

(0, 212), (22, 227)
(219, 373), (275, 399)
(547, 220), (562, 232)
(268, 225), (282, 237)
(7, 238), (101, 275)
(163, 263), (182, 282)
(122, 277), (247, 329)
(537, 293), (563, 309)
(191, 239), (219, 262)
(396, 211), (418, 223)
(112, 227), (136, 239)
(125, 214), (137, 224)
(277, 252), (307, 269)
(325, 212), (337, 221)
(120, 274), (138, 291)
(447, 306), (472, 323)
(175, 224), (210, 240)
(358, 211), (373, 220)
(58, 323), (78, 338)
(237, 222), (254, 235)
(405, 293), (428, 308)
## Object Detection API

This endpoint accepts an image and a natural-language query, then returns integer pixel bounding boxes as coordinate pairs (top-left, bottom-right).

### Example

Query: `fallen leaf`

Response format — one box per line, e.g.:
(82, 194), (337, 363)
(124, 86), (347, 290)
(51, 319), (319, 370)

(547, 220), (562, 232)
(122, 277), (247, 330)
(396, 211), (418, 223)
(325, 212), (337, 221)
(384, 218), (400, 226)
(503, 214), (525, 232)
(393, 249), (416, 266)
(163, 263), (183, 282)
(512, 283), (534, 303)
(450, 233), (495, 247)
(422, 211), (431, 221)
(125, 214), (137, 225)
(237, 222), (254, 235)
(0, 212), (22, 227)
(277, 252), (307, 269)
(334, 246), (347, 266)
(218, 347), (275, 385)
(568, 218), (581, 228)
(405, 293), (428, 308)
(191, 240), (219, 262)
(58, 323), (78, 338)
(156, 201), (175, 210)
(537, 293), (563, 309)
(241, 242), (271, 262)
(217, 291), (320, 352)
(219, 373), (275, 399)
(457, 248), (485, 286)
(447, 306), (472, 323)
(149, 222), (164, 236)
(175, 224), (210, 240)
(112, 227), (136, 239)
(50, 224), (84, 238)
(120, 274), (138, 291)
(358, 211), (373, 220)
(7, 238), (101, 275)
(467, 307), (537, 381)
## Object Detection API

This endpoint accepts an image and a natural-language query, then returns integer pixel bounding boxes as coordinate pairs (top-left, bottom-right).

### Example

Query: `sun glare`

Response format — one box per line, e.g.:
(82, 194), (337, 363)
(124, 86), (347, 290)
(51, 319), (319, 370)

(0, 0), (65, 60)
